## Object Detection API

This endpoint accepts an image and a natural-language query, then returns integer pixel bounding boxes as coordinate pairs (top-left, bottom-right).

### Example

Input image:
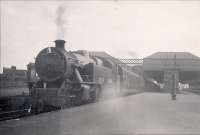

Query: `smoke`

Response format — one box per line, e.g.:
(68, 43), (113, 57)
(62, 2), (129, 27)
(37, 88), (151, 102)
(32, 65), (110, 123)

(56, 5), (66, 39)
(127, 51), (138, 59)
(114, 50), (139, 59)
(98, 87), (120, 101)
(98, 86), (142, 102)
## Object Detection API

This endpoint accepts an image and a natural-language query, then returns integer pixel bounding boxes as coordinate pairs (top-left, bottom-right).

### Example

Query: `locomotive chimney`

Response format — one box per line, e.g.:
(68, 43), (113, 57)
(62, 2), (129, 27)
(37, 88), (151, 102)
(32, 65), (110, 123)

(55, 39), (65, 49)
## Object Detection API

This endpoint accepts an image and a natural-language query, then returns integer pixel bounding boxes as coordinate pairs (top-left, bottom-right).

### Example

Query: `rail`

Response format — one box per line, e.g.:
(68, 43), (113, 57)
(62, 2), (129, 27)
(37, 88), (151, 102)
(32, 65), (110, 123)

(0, 108), (31, 121)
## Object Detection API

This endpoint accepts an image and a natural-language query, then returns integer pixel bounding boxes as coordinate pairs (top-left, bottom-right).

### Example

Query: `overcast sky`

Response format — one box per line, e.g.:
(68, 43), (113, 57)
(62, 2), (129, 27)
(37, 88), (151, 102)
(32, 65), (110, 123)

(1, 1), (200, 72)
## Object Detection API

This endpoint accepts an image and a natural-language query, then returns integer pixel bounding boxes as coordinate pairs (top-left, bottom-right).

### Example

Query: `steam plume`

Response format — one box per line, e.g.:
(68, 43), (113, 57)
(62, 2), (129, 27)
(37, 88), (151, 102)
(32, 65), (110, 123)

(127, 51), (138, 58)
(56, 5), (66, 39)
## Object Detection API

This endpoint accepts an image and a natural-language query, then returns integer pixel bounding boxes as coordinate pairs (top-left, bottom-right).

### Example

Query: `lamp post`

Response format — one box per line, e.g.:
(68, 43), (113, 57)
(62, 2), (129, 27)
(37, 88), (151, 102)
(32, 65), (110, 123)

(171, 55), (177, 100)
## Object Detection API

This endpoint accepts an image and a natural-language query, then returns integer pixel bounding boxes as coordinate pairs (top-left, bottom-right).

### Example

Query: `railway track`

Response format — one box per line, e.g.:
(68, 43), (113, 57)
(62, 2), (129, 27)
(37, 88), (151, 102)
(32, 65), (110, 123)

(0, 89), (144, 121)
(189, 90), (200, 95)
(0, 108), (31, 121)
(182, 89), (200, 95)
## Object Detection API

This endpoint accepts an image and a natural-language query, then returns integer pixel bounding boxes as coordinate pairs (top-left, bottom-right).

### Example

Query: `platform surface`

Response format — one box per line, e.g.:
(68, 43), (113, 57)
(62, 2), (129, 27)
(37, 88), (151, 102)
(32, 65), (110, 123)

(1, 92), (200, 135)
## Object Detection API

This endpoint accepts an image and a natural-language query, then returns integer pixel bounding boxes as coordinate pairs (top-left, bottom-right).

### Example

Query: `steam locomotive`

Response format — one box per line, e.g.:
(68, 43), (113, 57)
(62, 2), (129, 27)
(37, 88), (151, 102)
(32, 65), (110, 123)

(28, 40), (159, 113)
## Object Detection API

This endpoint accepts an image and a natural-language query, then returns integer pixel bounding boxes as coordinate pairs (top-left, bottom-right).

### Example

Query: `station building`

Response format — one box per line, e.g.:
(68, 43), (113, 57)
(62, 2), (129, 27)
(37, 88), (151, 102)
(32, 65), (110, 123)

(0, 66), (27, 88)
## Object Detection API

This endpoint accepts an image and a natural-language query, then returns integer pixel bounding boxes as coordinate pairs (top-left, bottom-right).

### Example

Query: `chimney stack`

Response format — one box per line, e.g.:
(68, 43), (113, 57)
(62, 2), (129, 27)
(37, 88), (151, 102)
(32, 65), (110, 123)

(55, 39), (65, 49)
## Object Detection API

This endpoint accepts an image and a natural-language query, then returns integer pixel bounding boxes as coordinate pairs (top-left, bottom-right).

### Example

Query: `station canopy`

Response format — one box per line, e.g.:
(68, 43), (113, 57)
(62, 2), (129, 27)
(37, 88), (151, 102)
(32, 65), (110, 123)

(143, 52), (200, 83)
(143, 52), (200, 72)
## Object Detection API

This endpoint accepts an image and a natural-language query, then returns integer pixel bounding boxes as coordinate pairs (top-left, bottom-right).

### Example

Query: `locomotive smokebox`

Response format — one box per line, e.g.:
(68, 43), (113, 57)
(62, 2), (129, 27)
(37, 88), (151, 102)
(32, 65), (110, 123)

(55, 39), (65, 49)
(35, 39), (70, 82)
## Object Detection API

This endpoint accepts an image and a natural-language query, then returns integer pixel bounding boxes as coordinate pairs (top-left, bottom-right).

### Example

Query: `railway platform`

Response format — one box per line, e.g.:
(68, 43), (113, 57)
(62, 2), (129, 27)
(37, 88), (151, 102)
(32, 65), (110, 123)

(0, 92), (200, 135)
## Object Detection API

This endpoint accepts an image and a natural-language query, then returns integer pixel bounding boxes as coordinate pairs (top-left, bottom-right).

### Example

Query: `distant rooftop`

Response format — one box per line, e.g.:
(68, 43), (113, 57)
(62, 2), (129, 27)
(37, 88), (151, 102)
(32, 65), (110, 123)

(145, 52), (200, 59)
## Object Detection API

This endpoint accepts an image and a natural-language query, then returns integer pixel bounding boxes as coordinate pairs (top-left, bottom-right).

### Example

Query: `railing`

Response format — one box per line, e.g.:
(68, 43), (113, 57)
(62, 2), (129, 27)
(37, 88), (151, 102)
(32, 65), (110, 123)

(118, 59), (143, 64)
